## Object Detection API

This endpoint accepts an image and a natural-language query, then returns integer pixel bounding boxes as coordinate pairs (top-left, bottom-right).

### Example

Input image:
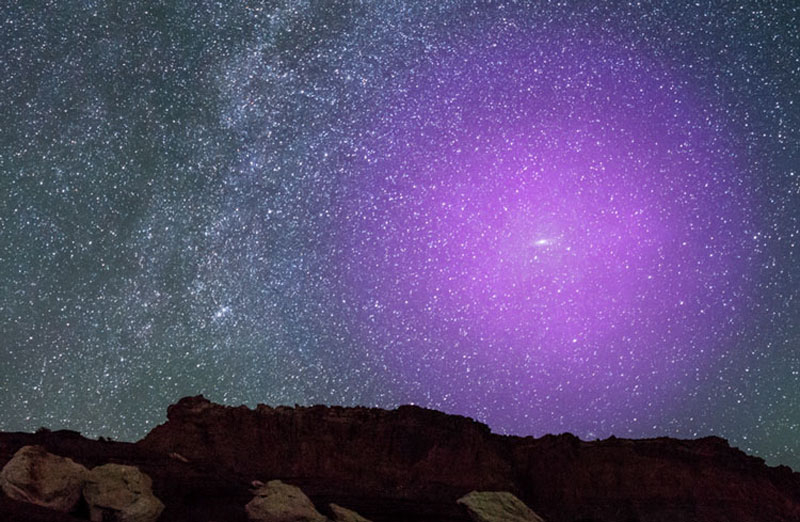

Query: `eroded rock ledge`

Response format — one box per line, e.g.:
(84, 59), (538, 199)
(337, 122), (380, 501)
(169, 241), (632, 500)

(1, 395), (798, 522)
(138, 395), (800, 522)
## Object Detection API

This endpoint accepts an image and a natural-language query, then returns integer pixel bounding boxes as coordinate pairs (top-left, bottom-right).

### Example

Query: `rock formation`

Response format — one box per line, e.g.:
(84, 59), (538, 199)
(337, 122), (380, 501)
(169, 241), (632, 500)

(0, 396), (798, 522)
(0, 445), (88, 512)
(245, 480), (327, 522)
(141, 395), (515, 508)
(83, 463), (164, 522)
(137, 395), (800, 522)
(329, 503), (373, 522)
(457, 491), (545, 522)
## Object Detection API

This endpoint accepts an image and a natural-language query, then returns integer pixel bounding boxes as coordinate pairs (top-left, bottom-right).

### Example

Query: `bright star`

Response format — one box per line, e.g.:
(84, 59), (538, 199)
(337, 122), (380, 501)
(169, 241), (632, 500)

(213, 305), (232, 319)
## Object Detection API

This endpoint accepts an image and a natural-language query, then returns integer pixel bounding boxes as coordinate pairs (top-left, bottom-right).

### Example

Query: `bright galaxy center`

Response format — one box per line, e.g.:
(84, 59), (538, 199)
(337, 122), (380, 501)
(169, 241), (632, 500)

(337, 32), (756, 430)
(1, 2), (798, 469)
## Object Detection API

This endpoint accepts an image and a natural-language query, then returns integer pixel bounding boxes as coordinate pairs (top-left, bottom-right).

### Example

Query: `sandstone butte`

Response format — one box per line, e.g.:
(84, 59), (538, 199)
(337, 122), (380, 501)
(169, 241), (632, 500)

(1, 395), (798, 522)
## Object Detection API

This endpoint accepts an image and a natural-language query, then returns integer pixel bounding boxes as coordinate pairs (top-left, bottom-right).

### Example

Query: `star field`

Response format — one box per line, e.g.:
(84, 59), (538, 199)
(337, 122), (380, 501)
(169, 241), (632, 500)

(1, 1), (799, 469)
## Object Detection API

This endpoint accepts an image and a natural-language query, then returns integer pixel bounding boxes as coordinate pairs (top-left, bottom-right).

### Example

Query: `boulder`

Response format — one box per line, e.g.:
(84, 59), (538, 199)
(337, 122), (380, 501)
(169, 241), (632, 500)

(83, 463), (164, 522)
(329, 503), (372, 522)
(245, 480), (327, 522)
(457, 491), (545, 522)
(0, 445), (88, 512)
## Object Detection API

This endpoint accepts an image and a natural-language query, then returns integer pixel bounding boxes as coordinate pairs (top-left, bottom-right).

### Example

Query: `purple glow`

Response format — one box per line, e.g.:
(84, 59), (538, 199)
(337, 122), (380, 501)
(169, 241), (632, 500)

(335, 34), (754, 434)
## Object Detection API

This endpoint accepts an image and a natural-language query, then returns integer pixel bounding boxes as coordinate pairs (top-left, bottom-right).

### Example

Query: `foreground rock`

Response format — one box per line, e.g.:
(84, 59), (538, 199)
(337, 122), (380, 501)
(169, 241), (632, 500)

(246, 480), (327, 522)
(330, 503), (373, 522)
(83, 463), (164, 522)
(457, 491), (545, 522)
(0, 445), (87, 512)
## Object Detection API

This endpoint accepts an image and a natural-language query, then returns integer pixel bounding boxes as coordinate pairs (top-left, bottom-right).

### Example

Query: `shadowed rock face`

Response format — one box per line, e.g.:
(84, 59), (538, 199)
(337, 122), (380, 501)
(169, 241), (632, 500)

(457, 491), (545, 522)
(83, 463), (164, 522)
(1, 396), (800, 522)
(139, 396), (800, 522)
(0, 445), (87, 512)
(245, 480), (327, 522)
(140, 396), (516, 508)
(329, 503), (373, 522)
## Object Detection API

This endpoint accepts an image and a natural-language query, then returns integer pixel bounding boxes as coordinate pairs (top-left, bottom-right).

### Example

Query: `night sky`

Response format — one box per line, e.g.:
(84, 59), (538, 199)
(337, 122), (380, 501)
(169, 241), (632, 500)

(2, 1), (799, 469)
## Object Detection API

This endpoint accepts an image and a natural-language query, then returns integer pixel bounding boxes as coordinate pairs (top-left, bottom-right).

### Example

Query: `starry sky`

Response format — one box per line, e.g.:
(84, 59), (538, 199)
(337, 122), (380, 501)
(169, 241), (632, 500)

(1, 1), (799, 469)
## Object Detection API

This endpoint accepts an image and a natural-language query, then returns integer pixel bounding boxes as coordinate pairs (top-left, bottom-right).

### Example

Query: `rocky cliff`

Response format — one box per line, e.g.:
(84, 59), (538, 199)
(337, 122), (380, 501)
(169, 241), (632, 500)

(1, 395), (798, 522)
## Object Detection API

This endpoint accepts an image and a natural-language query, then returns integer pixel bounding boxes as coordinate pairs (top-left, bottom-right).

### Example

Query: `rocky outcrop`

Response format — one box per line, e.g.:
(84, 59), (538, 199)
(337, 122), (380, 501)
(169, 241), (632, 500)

(329, 503), (372, 522)
(245, 480), (326, 522)
(510, 433), (800, 522)
(83, 464), (164, 522)
(138, 395), (800, 522)
(0, 445), (88, 512)
(141, 395), (515, 508)
(457, 491), (544, 522)
(0, 396), (799, 522)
